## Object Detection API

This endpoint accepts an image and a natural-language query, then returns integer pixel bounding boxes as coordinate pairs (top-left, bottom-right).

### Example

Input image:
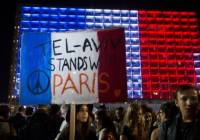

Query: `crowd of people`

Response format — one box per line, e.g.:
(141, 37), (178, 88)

(0, 84), (200, 140)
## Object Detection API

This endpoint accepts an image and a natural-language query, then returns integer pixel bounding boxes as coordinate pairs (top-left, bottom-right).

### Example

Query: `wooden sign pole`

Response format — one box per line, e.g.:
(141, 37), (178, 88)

(69, 104), (76, 140)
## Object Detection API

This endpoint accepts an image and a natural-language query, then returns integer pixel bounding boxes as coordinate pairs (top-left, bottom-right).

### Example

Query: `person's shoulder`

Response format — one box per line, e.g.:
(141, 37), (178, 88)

(150, 128), (159, 140)
(161, 114), (179, 129)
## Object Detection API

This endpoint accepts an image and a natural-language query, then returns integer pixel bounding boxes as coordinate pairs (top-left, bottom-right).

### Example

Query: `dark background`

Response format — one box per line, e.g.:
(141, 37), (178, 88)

(0, 0), (199, 103)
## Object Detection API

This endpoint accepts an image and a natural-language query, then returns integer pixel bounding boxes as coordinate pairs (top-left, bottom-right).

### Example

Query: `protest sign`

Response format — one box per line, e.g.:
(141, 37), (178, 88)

(20, 28), (127, 104)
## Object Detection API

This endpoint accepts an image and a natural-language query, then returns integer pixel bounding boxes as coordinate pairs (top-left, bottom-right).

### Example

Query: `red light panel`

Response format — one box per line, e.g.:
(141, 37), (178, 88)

(138, 11), (200, 99)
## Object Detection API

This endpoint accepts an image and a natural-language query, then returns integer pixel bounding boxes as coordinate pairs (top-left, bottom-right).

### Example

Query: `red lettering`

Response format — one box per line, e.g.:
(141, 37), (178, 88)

(53, 74), (63, 96)
(79, 73), (91, 95)
(53, 72), (99, 96)
(99, 72), (110, 93)
(61, 73), (79, 95)
(91, 72), (96, 94)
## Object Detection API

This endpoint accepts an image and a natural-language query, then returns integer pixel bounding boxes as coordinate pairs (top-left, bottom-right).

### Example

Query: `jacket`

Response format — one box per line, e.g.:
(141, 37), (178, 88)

(159, 114), (200, 140)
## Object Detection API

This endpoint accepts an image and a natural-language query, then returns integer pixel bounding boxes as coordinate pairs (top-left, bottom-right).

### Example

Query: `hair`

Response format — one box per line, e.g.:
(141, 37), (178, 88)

(139, 103), (149, 114)
(123, 103), (139, 128)
(25, 106), (34, 116)
(95, 110), (114, 130)
(160, 101), (178, 121)
(174, 84), (200, 99)
(65, 104), (93, 123)
(116, 106), (124, 112)
(49, 104), (60, 115)
(115, 106), (124, 121)
(99, 104), (106, 111)
(95, 110), (117, 138)
(65, 104), (93, 137)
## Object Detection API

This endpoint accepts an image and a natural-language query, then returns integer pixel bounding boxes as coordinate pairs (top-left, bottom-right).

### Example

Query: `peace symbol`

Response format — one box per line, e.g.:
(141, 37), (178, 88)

(27, 70), (50, 95)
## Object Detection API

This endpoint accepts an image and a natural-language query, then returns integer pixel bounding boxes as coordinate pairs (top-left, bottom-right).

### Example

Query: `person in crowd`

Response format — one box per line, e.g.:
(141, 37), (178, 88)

(55, 104), (69, 140)
(99, 104), (107, 111)
(21, 106), (50, 140)
(120, 103), (139, 140)
(25, 106), (34, 117)
(113, 107), (124, 140)
(159, 84), (200, 140)
(141, 107), (156, 140)
(25, 106), (34, 123)
(57, 104), (97, 140)
(60, 104), (69, 119)
(95, 109), (117, 140)
(0, 104), (11, 140)
(150, 101), (178, 140)
(138, 103), (154, 140)
(152, 111), (161, 129)
(138, 104), (149, 123)
(48, 104), (64, 140)
(9, 105), (27, 140)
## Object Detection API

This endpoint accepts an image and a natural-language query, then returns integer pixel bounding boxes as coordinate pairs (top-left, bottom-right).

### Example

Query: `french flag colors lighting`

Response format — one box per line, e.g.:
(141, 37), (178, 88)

(17, 6), (200, 100)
